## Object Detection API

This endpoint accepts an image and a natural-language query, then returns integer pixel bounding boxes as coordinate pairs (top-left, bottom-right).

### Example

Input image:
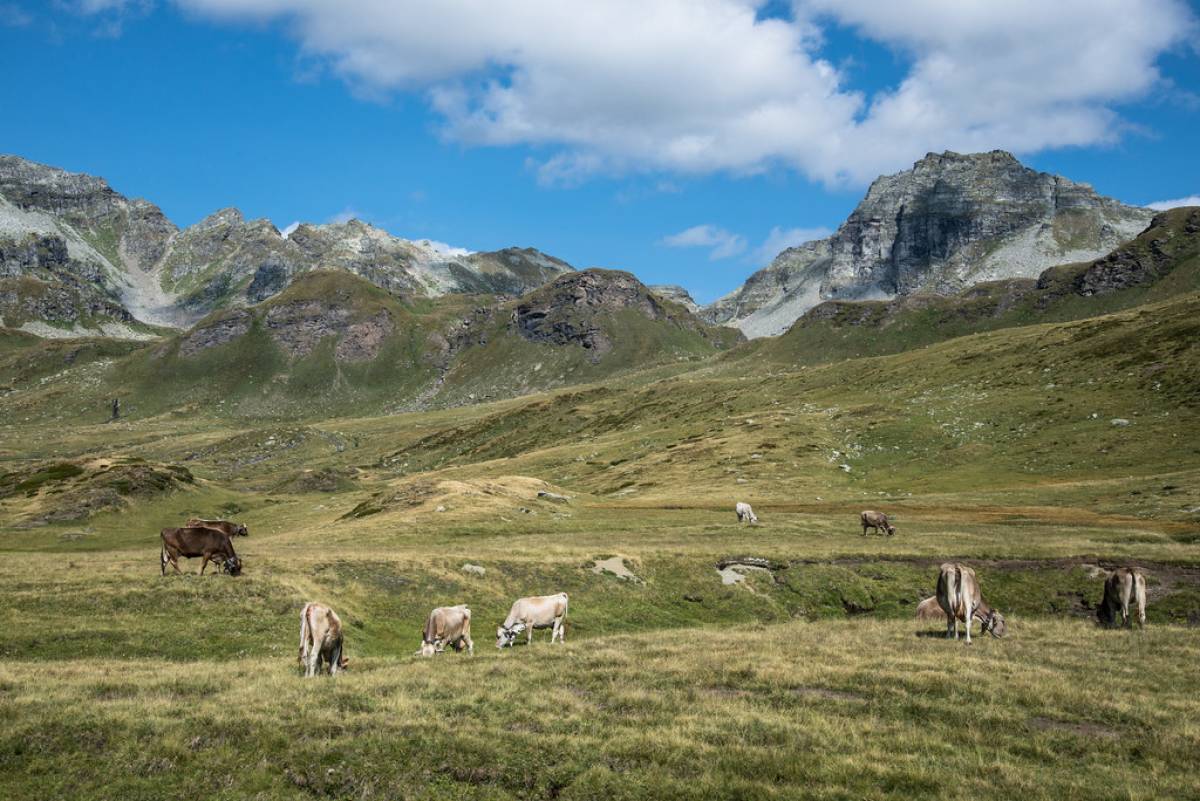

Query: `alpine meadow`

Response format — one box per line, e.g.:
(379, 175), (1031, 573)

(2, 3), (1200, 800)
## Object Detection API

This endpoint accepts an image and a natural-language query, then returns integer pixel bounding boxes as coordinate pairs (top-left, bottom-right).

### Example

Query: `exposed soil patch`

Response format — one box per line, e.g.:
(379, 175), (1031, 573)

(718, 564), (771, 585)
(1027, 717), (1119, 740)
(591, 556), (641, 583)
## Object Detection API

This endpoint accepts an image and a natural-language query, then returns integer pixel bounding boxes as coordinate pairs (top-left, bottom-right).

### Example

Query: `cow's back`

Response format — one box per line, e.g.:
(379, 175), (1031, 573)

(507, 593), (568, 626)
(937, 563), (975, 621)
(162, 525), (230, 554)
(426, 605), (469, 642)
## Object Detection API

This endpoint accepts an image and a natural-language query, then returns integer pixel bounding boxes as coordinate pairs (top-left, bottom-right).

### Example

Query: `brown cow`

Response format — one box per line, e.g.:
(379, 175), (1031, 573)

(861, 510), (896, 536)
(185, 518), (248, 537)
(160, 526), (242, 576)
(299, 602), (346, 677)
(1098, 567), (1147, 628)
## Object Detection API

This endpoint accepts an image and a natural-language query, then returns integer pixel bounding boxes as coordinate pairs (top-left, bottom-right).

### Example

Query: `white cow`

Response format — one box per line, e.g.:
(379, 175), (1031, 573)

(299, 602), (347, 676)
(936, 563), (1007, 644)
(496, 593), (568, 648)
(735, 502), (758, 524)
(420, 605), (474, 657)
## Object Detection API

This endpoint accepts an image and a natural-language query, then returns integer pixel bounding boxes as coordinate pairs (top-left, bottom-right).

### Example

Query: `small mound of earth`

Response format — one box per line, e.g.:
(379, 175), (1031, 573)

(344, 476), (565, 519)
(1, 458), (195, 523)
(592, 556), (641, 582)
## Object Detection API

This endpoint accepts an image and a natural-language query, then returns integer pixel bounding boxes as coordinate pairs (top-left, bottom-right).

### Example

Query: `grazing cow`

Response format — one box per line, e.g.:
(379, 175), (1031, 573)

(496, 593), (568, 648)
(861, 510), (896, 537)
(936, 562), (1006, 643)
(735, 502), (758, 524)
(160, 526), (242, 576)
(1097, 568), (1147, 628)
(299, 602), (347, 677)
(185, 517), (248, 537)
(915, 595), (947, 622)
(419, 605), (474, 657)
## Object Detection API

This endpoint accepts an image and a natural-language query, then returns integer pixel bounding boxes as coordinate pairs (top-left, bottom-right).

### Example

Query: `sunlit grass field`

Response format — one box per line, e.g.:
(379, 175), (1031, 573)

(1, 292), (1198, 799)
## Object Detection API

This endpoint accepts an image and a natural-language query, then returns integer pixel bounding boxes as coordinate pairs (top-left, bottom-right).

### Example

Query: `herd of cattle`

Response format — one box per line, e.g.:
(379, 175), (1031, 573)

(159, 507), (1151, 676)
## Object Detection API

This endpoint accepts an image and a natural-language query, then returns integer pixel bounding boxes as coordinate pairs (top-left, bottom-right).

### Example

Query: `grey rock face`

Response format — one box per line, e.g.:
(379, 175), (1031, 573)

(707, 150), (1153, 337)
(649, 284), (701, 312)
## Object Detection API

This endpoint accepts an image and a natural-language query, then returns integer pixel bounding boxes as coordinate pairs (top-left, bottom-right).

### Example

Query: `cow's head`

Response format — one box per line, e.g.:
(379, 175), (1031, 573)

(419, 639), (438, 657)
(237, 524), (248, 536)
(886, 525), (897, 536)
(337, 654), (350, 671)
(983, 610), (1007, 638)
(749, 513), (759, 524)
(496, 622), (525, 648)
(224, 556), (243, 576)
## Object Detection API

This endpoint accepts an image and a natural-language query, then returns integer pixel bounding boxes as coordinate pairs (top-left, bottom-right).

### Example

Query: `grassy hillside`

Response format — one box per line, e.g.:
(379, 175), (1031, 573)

(745, 206), (1200, 366)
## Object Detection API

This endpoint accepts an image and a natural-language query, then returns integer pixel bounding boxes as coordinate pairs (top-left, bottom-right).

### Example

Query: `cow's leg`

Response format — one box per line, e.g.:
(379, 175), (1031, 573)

(464, 634), (474, 655)
(329, 644), (342, 677)
(945, 612), (955, 639)
(305, 646), (320, 678)
(199, 553), (210, 575)
(1135, 578), (1147, 627)
(527, 624), (534, 646)
(964, 604), (973, 644)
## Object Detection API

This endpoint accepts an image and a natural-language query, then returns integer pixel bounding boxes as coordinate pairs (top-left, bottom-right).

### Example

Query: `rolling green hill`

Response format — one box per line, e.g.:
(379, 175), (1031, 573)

(0, 268), (744, 422)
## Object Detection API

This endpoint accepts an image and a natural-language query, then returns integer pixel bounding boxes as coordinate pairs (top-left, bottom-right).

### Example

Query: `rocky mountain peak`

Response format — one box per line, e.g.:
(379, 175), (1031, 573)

(705, 150), (1154, 338)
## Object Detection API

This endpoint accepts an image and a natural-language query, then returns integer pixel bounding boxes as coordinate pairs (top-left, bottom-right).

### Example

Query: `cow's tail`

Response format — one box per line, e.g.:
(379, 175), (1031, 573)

(299, 603), (312, 667)
(160, 541), (167, 576)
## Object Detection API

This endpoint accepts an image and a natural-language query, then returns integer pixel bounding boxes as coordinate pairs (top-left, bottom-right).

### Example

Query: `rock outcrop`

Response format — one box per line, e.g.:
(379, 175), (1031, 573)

(707, 150), (1153, 337)
(512, 269), (740, 360)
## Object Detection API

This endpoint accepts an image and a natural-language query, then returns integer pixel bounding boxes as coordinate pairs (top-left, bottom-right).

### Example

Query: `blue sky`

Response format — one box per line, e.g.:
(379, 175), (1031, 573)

(1, 1), (1197, 303)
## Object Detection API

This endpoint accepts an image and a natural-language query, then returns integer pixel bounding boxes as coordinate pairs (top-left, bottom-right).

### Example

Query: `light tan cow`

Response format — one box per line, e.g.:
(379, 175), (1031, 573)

(735, 502), (758, 524)
(1097, 567), (1147, 628)
(496, 593), (568, 648)
(861, 510), (895, 536)
(915, 595), (947, 622)
(936, 563), (1007, 643)
(419, 605), (474, 657)
(299, 602), (347, 677)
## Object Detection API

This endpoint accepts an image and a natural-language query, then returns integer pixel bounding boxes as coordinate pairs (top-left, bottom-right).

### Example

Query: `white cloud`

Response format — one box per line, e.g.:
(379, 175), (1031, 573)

(752, 225), (832, 264)
(415, 239), (473, 258)
(662, 225), (747, 260)
(327, 207), (364, 225)
(1146, 195), (1200, 210)
(175, 0), (1195, 186)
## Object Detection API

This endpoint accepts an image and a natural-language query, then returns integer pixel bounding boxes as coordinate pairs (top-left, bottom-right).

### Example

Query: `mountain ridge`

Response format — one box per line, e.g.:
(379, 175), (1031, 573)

(0, 155), (574, 335)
